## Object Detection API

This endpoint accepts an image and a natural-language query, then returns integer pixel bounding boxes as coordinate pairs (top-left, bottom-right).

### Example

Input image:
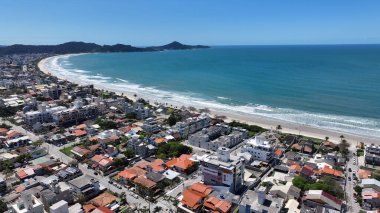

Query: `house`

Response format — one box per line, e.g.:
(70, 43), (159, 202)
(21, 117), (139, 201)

(322, 141), (337, 151)
(68, 175), (104, 201)
(11, 192), (44, 213)
(318, 166), (343, 179)
(269, 182), (301, 201)
(16, 165), (43, 180)
(239, 188), (284, 213)
(203, 197), (232, 213)
(358, 169), (372, 180)
(165, 154), (197, 174)
(303, 190), (342, 211)
(289, 165), (301, 176)
(90, 192), (117, 207)
(133, 176), (158, 198)
(71, 146), (92, 160)
(117, 166), (146, 184)
(300, 165), (316, 180)
(90, 155), (115, 175)
(40, 182), (74, 211)
(180, 183), (214, 212)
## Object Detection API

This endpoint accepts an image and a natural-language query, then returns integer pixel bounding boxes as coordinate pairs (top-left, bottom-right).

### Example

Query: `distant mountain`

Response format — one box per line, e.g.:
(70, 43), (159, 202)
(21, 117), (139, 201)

(150, 41), (209, 51)
(0, 41), (209, 55)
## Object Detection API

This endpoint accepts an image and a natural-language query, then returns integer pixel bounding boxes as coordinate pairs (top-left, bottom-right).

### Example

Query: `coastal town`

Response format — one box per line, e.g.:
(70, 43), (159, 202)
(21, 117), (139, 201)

(0, 53), (379, 213)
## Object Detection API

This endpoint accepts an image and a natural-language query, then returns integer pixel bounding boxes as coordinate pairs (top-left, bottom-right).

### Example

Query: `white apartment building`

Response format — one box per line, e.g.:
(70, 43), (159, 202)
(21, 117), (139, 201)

(24, 104), (66, 126)
(200, 147), (244, 194)
(11, 192), (44, 213)
(241, 136), (275, 162)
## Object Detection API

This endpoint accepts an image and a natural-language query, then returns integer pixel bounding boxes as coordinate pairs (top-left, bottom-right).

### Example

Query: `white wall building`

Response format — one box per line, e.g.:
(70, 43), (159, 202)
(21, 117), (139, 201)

(241, 136), (275, 162)
(11, 192), (44, 213)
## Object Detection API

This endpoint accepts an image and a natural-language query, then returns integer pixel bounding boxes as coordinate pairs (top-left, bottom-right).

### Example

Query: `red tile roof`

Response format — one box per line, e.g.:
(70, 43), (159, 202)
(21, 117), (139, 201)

(90, 192), (117, 207)
(74, 129), (87, 137)
(83, 204), (96, 213)
(275, 149), (283, 157)
(92, 155), (106, 163)
(203, 197), (232, 213)
(117, 166), (146, 180)
(189, 183), (213, 196)
(166, 154), (194, 171)
(181, 189), (203, 210)
(133, 176), (156, 188)
(319, 166), (343, 177)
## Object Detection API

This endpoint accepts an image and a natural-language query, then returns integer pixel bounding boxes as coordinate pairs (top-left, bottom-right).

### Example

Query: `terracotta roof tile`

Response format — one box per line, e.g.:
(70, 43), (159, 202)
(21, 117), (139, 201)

(90, 192), (117, 207)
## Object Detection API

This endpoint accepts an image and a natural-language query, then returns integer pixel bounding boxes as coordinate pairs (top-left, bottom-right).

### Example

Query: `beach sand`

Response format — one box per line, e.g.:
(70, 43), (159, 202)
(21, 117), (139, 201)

(38, 56), (380, 146)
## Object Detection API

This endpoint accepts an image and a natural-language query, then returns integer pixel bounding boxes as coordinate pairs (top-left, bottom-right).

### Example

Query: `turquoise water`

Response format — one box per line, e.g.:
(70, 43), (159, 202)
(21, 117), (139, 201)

(44, 45), (380, 138)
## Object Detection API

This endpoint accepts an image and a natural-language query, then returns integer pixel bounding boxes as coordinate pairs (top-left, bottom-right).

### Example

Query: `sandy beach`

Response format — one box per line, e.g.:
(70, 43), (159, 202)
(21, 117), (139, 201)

(38, 56), (380, 145)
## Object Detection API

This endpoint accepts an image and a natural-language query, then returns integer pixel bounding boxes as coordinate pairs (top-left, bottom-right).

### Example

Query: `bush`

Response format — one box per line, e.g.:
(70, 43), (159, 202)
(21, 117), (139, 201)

(292, 176), (344, 199)
(228, 121), (266, 136)
(156, 142), (192, 159)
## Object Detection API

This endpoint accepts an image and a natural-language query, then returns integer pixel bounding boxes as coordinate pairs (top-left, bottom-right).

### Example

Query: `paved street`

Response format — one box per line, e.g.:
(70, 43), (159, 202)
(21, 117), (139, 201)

(345, 152), (361, 213)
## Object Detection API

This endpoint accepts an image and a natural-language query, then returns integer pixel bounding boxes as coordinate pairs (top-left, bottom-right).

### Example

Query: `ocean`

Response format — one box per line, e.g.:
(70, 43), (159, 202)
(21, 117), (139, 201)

(42, 45), (380, 138)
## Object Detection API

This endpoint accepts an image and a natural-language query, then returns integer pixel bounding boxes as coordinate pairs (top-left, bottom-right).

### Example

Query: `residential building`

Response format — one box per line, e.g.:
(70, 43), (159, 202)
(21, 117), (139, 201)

(124, 102), (152, 119)
(41, 181), (73, 211)
(50, 200), (69, 213)
(200, 147), (244, 194)
(68, 175), (104, 201)
(269, 182), (301, 201)
(173, 114), (210, 138)
(365, 144), (380, 165)
(179, 183), (213, 212)
(241, 136), (275, 162)
(24, 104), (66, 126)
(303, 190), (342, 211)
(239, 188), (284, 213)
(142, 118), (160, 134)
(11, 192), (44, 213)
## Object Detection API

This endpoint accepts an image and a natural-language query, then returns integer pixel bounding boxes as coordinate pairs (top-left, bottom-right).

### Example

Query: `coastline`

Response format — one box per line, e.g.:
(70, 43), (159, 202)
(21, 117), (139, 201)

(38, 55), (380, 145)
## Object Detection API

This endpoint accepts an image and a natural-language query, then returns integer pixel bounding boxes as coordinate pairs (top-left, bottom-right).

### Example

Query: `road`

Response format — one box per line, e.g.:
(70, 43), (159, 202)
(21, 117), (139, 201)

(345, 151), (361, 213)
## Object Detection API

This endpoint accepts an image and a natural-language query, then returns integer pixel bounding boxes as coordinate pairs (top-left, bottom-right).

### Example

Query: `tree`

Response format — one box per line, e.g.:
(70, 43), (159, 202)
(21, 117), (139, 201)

(32, 140), (43, 147)
(167, 113), (181, 126)
(354, 185), (362, 194)
(340, 135), (345, 141)
(338, 139), (350, 157)
(124, 148), (135, 158)
(156, 142), (192, 159)
(292, 176), (308, 191)
(0, 200), (8, 213)
(325, 136), (329, 141)
(153, 206), (162, 213)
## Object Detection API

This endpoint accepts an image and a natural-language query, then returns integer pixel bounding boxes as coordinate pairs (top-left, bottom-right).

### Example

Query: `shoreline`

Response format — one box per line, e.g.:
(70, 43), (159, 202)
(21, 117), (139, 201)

(38, 55), (380, 145)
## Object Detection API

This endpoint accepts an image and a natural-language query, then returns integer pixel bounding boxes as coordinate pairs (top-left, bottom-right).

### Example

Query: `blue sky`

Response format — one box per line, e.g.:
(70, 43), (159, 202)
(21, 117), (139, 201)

(1, 0), (380, 45)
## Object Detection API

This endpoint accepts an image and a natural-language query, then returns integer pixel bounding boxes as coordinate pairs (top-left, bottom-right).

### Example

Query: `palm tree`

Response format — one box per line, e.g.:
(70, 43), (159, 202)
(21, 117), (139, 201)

(340, 135), (344, 141)
(325, 136), (329, 141)
(276, 125), (282, 131)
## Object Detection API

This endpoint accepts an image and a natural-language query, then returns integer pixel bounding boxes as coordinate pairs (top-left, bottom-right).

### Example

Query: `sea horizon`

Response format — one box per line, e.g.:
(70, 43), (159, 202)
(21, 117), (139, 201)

(39, 45), (380, 140)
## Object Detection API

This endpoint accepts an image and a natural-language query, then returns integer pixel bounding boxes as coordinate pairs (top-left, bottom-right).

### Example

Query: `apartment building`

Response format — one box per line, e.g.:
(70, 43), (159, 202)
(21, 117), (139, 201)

(241, 136), (275, 162)
(365, 144), (380, 166)
(200, 147), (244, 194)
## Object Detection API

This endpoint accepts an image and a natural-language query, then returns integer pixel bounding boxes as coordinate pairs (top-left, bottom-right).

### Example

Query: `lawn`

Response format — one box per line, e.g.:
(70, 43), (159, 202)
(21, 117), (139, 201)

(357, 149), (364, 157)
(60, 146), (73, 156)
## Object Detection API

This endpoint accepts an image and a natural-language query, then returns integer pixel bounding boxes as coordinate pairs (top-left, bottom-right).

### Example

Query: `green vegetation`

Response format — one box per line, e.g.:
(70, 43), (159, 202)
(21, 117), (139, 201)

(124, 148), (135, 158)
(95, 119), (117, 130)
(167, 113), (181, 126)
(354, 185), (363, 194)
(125, 112), (137, 119)
(60, 146), (74, 156)
(156, 142), (192, 159)
(371, 170), (380, 181)
(228, 120), (266, 137)
(292, 176), (344, 199)
(338, 139), (350, 157)
(0, 123), (11, 129)
(0, 106), (17, 117)
(0, 200), (8, 212)
(357, 149), (364, 157)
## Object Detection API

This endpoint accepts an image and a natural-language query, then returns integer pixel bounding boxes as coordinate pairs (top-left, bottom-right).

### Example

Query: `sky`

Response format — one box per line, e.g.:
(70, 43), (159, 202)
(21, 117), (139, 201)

(1, 0), (380, 46)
